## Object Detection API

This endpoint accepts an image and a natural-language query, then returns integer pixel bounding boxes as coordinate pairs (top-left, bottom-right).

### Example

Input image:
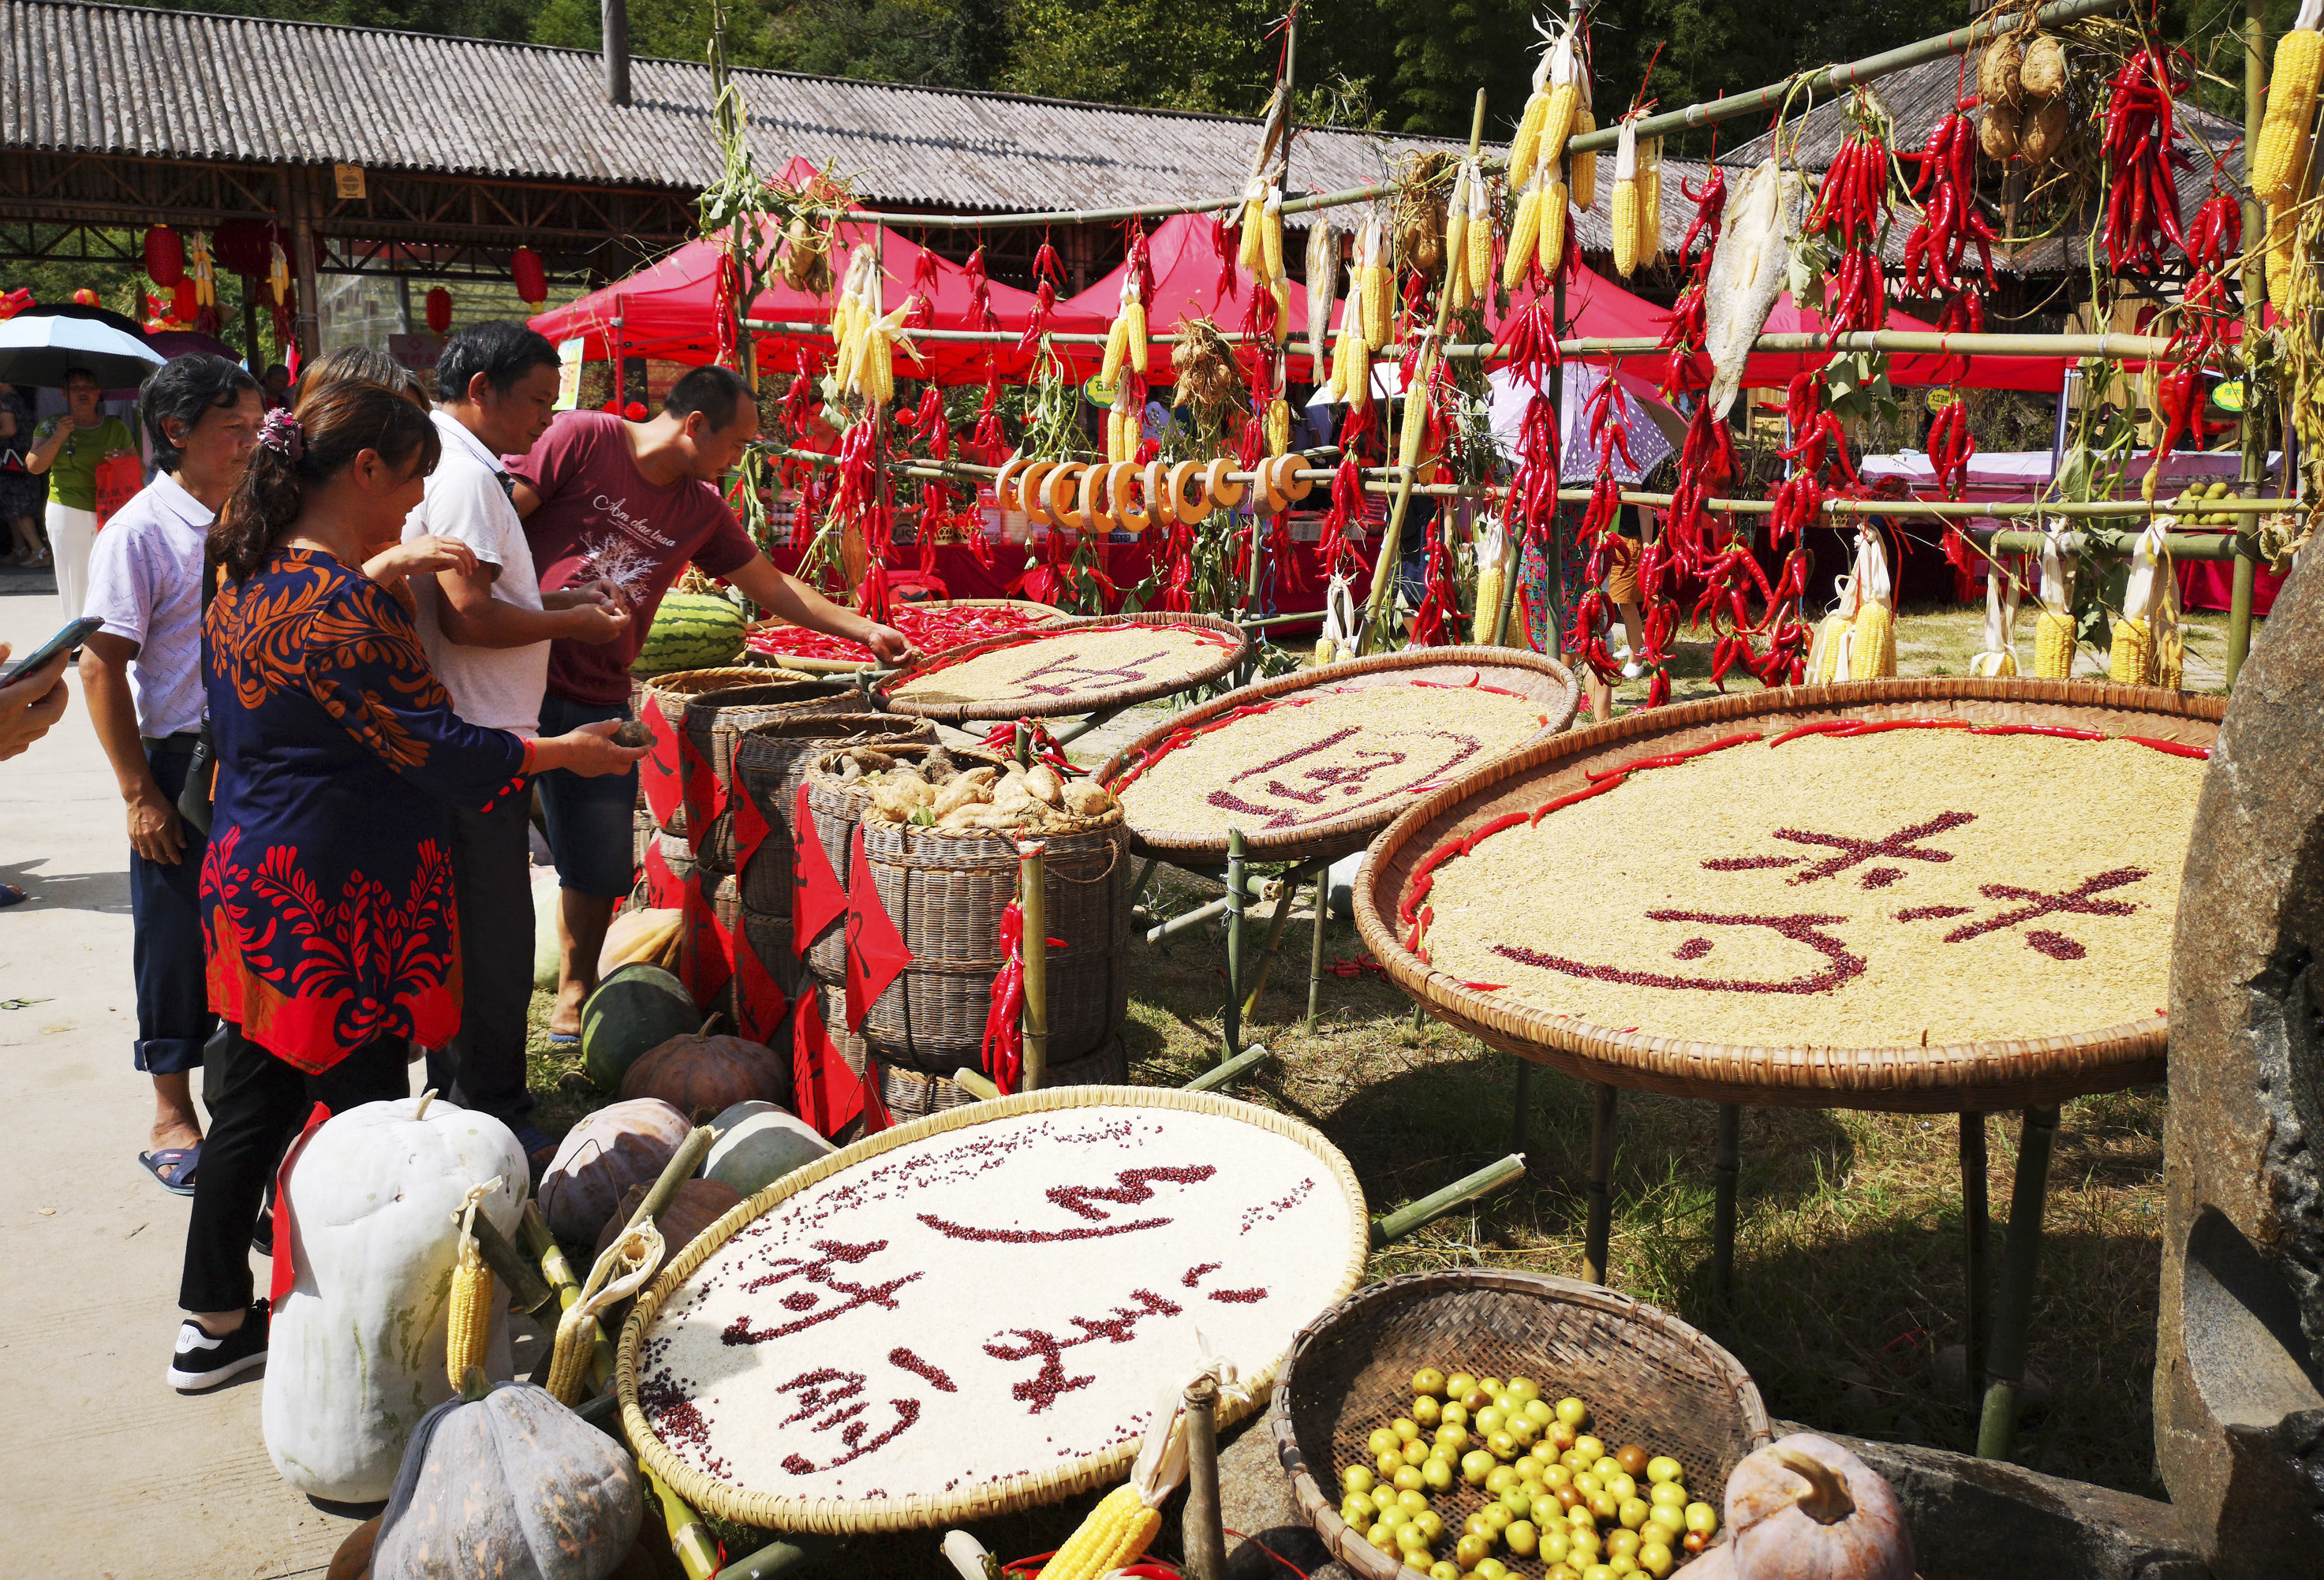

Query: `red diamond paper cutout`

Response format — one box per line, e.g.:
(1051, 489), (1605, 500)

(791, 785), (848, 958)
(791, 989), (862, 1139)
(730, 779), (773, 878)
(844, 825), (913, 1031)
(641, 834), (682, 909)
(677, 868), (733, 1008)
(734, 929), (790, 1044)
(678, 721), (723, 854)
(639, 700), (683, 827)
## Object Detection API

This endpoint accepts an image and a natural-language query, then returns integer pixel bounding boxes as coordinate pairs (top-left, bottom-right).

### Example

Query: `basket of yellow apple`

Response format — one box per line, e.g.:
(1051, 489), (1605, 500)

(1268, 1269), (1771, 1578)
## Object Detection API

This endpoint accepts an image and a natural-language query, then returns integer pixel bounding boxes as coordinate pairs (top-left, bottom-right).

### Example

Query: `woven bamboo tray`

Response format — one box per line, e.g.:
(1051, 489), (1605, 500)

(876, 1036), (1128, 1119)
(746, 599), (1069, 674)
(731, 713), (937, 911)
(1354, 678), (2227, 1113)
(1270, 1269), (1769, 1579)
(615, 1085), (1370, 1533)
(880, 612), (1253, 724)
(1097, 647), (1582, 866)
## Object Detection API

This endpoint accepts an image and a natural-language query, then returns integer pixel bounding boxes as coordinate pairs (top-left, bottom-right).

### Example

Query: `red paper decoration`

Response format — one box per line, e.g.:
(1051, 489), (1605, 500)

(512, 246), (547, 306)
(424, 286), (452, 335)
(144, 226), (185, 288)
(170, 278), (200, 324)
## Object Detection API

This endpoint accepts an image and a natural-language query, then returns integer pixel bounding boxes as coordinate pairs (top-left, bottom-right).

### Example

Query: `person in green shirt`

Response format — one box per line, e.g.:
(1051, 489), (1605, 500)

(28, 366), (136, 622)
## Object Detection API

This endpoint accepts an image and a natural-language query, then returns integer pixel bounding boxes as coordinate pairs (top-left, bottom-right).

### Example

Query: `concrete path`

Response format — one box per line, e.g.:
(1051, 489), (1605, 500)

(0, 563), (372, 1579)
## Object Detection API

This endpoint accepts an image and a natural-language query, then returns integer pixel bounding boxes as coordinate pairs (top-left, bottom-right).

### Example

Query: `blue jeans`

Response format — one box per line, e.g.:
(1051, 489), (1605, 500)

(132, 738), (212, 1076)
(536, 691), (637, 899)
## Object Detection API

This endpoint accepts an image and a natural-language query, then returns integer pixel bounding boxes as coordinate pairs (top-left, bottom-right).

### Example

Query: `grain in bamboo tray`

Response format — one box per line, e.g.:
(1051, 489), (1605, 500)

(888, 618), (1243, 711)
(1414, 724), (2207, 1050)
(1113, 680), (1555, 842)
(622, 1090), (1367, 1530)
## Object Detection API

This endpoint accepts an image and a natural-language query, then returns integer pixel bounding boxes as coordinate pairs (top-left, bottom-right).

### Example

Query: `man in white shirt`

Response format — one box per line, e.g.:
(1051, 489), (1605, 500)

(402, 322), (626, 1160)
(80, 354), (263, 1194)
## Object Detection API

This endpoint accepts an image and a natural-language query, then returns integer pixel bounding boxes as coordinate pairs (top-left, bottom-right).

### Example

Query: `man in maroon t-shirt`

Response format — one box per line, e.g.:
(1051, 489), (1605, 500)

(511, 364), (910, 1038)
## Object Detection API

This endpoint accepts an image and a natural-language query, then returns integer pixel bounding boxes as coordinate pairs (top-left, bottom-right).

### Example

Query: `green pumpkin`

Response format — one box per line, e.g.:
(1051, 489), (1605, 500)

(581, 962), (700, 1092)
(703, 1100), (834, 1197)
(370, 1379), (643, 1580)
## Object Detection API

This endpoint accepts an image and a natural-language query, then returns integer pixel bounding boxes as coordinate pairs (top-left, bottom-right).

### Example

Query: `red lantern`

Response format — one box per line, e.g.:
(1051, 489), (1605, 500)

(170, 278), (200, 323)
(511, 246), (547, 306)
(144, 226), (185, 288)
(424, 286), (452, 335)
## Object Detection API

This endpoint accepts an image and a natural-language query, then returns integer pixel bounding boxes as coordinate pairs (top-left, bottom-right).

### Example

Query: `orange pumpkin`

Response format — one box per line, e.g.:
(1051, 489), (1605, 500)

(1724, 1433), (1914, 1580)
(618, 1020), (792, 1122)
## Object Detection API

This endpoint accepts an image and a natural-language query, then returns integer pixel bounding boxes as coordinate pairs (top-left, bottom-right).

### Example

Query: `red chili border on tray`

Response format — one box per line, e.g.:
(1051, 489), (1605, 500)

(901, 618), (1242, 685)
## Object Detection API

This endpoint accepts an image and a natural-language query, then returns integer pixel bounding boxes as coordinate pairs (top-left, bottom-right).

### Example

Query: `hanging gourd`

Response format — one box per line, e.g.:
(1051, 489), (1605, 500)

(261, 1094), (527, 1503)
(424, 286), (453, 335)
(367, 1376), (645, 1580)
(144, 225), (185, 288)
(1724, 1432), (1916, 1580)
(512, 245), (548, 306)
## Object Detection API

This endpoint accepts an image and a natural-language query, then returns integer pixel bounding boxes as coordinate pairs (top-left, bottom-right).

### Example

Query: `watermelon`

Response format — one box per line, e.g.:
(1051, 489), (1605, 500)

(702, 1100), (833, 1197)
(632, 590), (746, 676)
(581, 962), (702, 1091)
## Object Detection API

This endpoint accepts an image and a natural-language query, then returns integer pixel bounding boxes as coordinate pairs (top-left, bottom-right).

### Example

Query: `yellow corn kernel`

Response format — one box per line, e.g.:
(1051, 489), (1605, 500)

(1541, 81), (1582, 176)
(1849, 600), (1897, 678)
(2034, 610), (2076, 678)
(1467, 175), (1493, 300)
(1509, 90), (1551, 190)
(1571, 103), (1599, 211)
(1444, 177), (1470, 301)
(1100, 314), (1130, 385)
(1640, 138), (1665, 267)
(1043, 1485), (1161, 1580)
(1124, 298), (1149, 375)
(1538, 180), (1570, 279)
(1363, 261), (1392, 349)
(1504, 185), (1542, 291)
(1239, 198), (1265, 272)
(1612, 178), (1640, 278)
(2257, 28), (2324, 202)
(1261, 199), (1284, 283)
(1399, 368), (1433, 471)
(1472, 560), (1508, 643)
(1814, 612), (1852, 684)
(2109, 615), (2154, 685)
(446, 1238), (493, 1391)
(1271, 276), (1293, 346)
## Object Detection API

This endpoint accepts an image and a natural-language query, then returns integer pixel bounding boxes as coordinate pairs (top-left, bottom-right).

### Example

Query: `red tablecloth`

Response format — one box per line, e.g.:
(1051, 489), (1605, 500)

(2178, 556), (2284, 614)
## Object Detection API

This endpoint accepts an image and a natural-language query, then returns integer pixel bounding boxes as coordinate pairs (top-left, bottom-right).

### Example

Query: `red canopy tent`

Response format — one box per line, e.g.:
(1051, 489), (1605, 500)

(530, 159), (1107, 383)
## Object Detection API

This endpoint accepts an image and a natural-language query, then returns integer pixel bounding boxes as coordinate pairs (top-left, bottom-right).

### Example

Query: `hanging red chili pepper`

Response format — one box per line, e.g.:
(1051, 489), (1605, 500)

(2100, 40), (2192, 273)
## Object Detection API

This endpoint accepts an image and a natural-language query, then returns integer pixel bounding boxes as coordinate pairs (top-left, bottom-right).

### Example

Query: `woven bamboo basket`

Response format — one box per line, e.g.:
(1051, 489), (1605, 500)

(615, 1085), (1370, 1533)
(876, 1035), (1129, 1119)
(880, 612), (1254, 724)
(732, 714), (938, 913)
(636, 668), (817, 839)
(803, 750), (1131, 1073)
(1097, 646), (1582, 866)
(1355, 678), (2229, 1113)
(1270, 1269), (1769, 1578)
(799, 741), (1013, 978)
(686, 682), (863, 870)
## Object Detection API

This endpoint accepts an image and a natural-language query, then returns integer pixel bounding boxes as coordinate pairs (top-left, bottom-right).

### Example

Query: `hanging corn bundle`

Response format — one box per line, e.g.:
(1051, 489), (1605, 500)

(2032, 519), (2078, 678)
(2259, 0), (2324, 300)
(443, 1179), (502, 1391)
(1463, 164), (1493, 304)
(1358, 211), (1393, 349)
(1612, 115), (1644, 278)
(1399, 335), (1440, 473)
(1444, 165), (1474, 312)
(1509, 20), (1584, 190)
(1470, 513), (1514, 644)
(1305, 219), (1344, 375)
(1810, 528), (1897, 682)
(1101, 276), (1149, 385)
(1638, 135), (1664, 267)
(1393, 150), (1458, 278)
(1969, 558), (2023, 676)
(1572, 93), (1600, 211)
(2109, 519), (2177, 685)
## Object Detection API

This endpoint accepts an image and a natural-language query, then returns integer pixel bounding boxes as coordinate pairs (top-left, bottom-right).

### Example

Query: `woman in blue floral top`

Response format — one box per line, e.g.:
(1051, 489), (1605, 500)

(168, 381), (645, 1392)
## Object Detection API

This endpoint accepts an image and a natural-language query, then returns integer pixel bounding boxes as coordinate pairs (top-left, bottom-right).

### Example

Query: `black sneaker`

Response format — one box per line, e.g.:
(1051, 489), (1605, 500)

(167, 1299), (269, 1391)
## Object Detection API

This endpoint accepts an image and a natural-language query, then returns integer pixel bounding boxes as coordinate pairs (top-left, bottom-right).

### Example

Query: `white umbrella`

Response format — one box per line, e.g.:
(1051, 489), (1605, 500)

(0, 312), (165, 390)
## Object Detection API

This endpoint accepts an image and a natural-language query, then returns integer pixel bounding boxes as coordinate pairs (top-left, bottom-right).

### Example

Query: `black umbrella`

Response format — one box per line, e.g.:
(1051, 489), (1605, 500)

(0, 304), (165, 390)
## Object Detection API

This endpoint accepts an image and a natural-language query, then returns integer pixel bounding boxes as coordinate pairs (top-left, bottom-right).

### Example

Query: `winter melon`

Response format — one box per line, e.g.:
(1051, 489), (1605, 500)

(632, 590), (746, 675)
(580, 962), (701, 1092)
(703, 1100), (834, 1197)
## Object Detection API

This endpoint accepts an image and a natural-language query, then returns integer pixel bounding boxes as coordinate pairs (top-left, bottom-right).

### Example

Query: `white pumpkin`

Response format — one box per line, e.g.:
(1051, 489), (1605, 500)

(262, 1096), (527, 1502)
(703, 1099), (833, 1197)
(1725, 1432), (1915, 1580)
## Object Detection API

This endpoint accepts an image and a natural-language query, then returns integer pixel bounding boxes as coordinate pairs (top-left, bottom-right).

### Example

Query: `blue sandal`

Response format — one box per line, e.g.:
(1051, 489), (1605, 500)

(547, 1031), (580, 1047)
(140, 1144), (201, 1196)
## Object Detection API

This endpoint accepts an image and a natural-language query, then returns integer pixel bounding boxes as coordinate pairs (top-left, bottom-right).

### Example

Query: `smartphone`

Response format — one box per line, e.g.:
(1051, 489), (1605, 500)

(1, 616), (103, 686)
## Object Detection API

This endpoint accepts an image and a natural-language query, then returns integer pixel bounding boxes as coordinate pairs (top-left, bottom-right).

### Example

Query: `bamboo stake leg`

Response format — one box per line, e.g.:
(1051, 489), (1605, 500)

(1962, 1111), (1991, 1410)
(1977, 1105), (2060, 1459)
(1306, 867), (1329, 1029)
(1130, 856), (1159, 913)
(1711, 1104), (1742, 1308)
(1510, 1060), (1534, 1155)
(1183, 1373), (1228, 1580)
(1223, 829), (1246, 1061)
(1240, 857), (1322, 1020)
(1583, 1084), (1619, 1287)
(1018, 839), (1049, 1091)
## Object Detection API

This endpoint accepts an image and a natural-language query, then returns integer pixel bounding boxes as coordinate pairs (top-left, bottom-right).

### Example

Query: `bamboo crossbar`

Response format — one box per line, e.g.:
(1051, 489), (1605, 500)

(757, 443), (2298, 520)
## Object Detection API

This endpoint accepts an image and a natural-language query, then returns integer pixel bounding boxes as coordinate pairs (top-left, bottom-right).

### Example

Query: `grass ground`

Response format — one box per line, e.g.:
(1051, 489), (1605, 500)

(525, 603), (2219, 1544)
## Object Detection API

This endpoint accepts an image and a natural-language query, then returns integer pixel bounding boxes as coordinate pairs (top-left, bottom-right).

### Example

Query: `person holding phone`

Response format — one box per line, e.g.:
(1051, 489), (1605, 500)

(0, 640), (69, 768)
(168, 380), (646, 1391)
(27, 366), (136, 622)
(79, 354), (265, 1193)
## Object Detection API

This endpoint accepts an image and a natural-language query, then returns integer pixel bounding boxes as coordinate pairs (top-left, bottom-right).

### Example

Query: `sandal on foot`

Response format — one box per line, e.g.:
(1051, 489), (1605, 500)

(514, 1124), (560, 1172)
(0, 883), (27, 909)
(140, 1144), (202, 1196)
(547, 1030), (580, 1047)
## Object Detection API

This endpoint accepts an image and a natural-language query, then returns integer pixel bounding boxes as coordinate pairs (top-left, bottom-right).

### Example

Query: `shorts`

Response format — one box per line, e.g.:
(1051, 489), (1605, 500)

(535, 691), (638, 899)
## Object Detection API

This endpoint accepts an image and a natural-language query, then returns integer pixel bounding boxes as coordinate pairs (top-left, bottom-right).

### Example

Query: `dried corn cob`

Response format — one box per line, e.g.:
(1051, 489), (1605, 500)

(1444, 166), (1472, 311)
(2257, 0), (2324, 204)
(1238, 192), (1267, 273)
(1504, 179), (1543, 291)
(1266, 395), (1291, 455)
(1510, 93), (1551, 192)
(1814, 612), (1852, 684)
(1465, 168), (1493, 301)
(2108, 616), (2154, 684)
(1044, 1485), (1162, 1580)
(1271, 276), (1293, 346)
(1260, 187), (1285, 283)
(1100, 313), (1132, 386)
(1611, 117), (1641, 278)
(1571, 102), (1599, 211)
(445, 1183), (498, 1391)
(1470, 519), (1511, 642)
(1540, 27), (1582, 177)
(1638, 136), (1664, 267)
(1123, 288), (1149, 377)
(1538, 179), (1570, 280)
(1849, 599), (1897, 678)
(2034, 610), (2076, 678)
(1399, 344), (1437, 470)
(1359, 214), (1393, 348)
(2267, 133), (2313, 301)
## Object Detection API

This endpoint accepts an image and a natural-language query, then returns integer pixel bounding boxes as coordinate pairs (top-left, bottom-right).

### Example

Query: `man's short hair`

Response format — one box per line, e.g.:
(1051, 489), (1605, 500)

(140, 354), (260, 473)
(437, 321), (559, 405)
(663, 364), (753, 432)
